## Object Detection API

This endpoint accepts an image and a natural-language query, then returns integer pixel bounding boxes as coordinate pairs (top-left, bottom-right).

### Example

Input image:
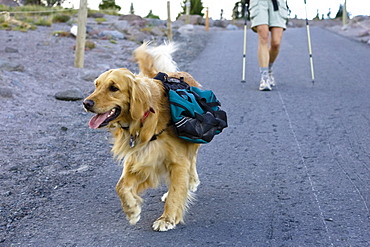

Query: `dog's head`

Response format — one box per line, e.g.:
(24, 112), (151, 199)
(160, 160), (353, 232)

(83, 68), (153, 129)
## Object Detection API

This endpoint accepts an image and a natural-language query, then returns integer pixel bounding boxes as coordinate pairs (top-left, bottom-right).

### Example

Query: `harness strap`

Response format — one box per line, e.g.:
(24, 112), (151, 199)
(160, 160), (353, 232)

(272, 0), (278, 11)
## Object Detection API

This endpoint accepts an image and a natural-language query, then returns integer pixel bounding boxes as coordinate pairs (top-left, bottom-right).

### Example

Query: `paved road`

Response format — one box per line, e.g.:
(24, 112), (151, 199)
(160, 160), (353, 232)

(8, 27), (370, 246)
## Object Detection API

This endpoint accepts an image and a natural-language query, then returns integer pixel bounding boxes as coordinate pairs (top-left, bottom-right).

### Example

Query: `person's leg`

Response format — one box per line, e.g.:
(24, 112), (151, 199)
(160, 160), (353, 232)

(257, 24), (270, 68)
(269, 27), (284, 64)
(268, 27), (284, 86)
(257, 25), (272, 91)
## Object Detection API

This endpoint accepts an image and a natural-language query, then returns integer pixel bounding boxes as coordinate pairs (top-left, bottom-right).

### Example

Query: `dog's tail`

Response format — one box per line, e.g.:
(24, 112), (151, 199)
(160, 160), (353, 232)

(134, 41), (179, 78)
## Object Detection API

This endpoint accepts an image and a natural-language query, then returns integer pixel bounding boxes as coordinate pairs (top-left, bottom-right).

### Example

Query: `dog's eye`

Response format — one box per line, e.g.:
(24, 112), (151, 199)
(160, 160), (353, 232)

(109, 85), (119, 92)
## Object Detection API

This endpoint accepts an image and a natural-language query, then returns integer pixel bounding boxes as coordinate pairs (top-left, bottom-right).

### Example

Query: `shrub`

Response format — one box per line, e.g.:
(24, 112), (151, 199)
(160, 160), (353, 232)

(95, 17), (107, 24)
(52, 14), (70, 23)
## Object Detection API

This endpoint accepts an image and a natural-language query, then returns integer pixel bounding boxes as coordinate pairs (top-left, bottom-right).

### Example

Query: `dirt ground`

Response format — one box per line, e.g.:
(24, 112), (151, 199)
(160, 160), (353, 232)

(0, 16), (368, 243)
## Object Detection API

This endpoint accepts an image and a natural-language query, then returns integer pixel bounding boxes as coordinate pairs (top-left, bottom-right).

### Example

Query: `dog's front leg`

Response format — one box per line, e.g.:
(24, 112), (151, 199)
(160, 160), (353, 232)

(152, 163), (190, 231)
(116, 171), (143, 225)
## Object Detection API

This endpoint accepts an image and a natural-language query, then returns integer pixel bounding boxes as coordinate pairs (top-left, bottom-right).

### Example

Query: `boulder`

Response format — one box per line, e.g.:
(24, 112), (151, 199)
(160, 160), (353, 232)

(0, 87), (13, 98)
(0, 58), (24, 72)
(98, 30), (124, 40)
(5, 47), (18, 53)
(226, 24), (239, 30)
(55, 88), (84, 101)
(214, 19), (230, 28)
(177, 15), (203, 25)
(124, 27), (150, 42)
(111, 20), (130, 32)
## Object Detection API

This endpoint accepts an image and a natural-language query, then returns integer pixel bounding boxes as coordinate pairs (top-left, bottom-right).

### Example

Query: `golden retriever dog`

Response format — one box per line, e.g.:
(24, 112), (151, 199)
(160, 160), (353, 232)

(83, 42), (202, 231)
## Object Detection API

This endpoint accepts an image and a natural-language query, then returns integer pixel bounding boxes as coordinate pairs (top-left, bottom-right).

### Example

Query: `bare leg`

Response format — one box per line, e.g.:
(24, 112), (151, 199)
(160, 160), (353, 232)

(256, 24), (270, 68)
(269, 27), (284, 64)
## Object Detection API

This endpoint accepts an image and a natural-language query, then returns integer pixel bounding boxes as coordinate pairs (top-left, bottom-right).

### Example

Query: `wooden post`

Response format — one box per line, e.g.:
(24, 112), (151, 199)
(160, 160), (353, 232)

(205, 7), (209, 31)
(342, 0), (347, 26)
(167, 1), (173, 41)
(185, 0), (190, 24)
(74, 0), (88, 68)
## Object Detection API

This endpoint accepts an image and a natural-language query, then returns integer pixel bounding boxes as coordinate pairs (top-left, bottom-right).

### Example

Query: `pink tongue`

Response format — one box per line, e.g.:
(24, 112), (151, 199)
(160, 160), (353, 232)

(88, 112), (110, 129)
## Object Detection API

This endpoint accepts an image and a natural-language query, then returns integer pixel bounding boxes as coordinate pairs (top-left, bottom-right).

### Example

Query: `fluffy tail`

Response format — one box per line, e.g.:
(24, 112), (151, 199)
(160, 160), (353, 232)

(134, 41), (179, 78)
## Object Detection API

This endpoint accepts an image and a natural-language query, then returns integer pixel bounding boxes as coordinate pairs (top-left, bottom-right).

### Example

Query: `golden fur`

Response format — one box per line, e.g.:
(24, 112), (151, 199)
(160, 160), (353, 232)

(83, 42), (201, 231)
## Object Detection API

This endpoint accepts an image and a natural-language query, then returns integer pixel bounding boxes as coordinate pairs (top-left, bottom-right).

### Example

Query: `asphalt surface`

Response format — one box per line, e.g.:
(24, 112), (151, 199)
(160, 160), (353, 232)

(6, 27), (370, 246)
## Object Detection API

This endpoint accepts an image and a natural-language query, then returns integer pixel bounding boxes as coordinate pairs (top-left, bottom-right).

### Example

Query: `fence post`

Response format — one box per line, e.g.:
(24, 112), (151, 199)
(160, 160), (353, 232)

(205, 7), (209, 31)
(167, 1), (173, 41)
(74, 0), (88, 68)
(185, 0), (190, 24)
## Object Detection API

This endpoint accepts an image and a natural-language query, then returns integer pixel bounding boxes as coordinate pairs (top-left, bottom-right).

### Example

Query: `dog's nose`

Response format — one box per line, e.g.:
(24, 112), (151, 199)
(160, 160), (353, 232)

(83, 99), (94, 111)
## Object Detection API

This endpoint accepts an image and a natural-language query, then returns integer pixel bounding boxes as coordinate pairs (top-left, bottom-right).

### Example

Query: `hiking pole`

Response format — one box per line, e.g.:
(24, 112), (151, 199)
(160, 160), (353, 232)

(304, 0), (315, 84)
(241, 3), (248, 83)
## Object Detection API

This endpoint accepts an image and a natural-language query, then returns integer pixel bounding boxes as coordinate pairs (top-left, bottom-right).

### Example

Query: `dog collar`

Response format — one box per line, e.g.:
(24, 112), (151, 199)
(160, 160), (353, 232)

(141, 107), (155, 123)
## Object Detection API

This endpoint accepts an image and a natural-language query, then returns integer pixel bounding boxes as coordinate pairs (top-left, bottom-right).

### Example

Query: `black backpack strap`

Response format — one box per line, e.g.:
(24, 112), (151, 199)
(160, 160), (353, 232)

(153, 72), (168, 83)
(272, 0), (278, 11)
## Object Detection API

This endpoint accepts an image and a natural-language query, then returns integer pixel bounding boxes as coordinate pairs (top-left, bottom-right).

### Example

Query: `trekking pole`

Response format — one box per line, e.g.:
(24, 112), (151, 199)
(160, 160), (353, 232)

(241, 3), (248, 83)
(304, 0), (315, 84)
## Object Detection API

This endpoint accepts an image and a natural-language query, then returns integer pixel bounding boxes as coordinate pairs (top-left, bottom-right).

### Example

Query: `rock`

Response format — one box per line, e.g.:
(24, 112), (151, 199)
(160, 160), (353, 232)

(178, 24), (195, 34)
(80, 70), (100, 81)
(89, 12), (104, 18)
(0, 58), (25, 72)
(214, 19), (230, 28)
(226, 24), (239, 30)
(358, 30), (370, 37)
(172, 20), (185, 29)
(124, 27), (150, 42)
(148, 26), (165, 36)
(55, 88), (84, 101)
(5, 47), (18, 53)
(111, 20), (130, 32)
(98, 30), (124, 40)
(0, 87), (13, 98)
(177, 15), (203, 25)
(119, 14), (145, 22)
(146, 18), (166, 27)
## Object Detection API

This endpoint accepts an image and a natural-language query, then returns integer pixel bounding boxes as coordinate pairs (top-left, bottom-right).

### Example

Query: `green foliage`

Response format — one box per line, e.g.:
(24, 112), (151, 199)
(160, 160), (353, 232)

(95, 17), (107, 24)
(335, 4), (349, 20)
(145, 10), (160, 19)
(180, 0), (204, 17)
(33, 16), (52, 26)
(99, 0), (121, 11)
(85, 40), (96, 50)
(233, 0), (247, 19)
(130, 3), (134, 14)
(52, 14), (70, 23)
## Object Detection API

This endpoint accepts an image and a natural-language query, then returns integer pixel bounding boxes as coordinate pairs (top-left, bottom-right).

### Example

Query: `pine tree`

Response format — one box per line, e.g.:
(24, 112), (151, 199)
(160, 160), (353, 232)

(180, 0), (205, 17)
(99, 0), (121, 11)
(130, 3), (135, 15)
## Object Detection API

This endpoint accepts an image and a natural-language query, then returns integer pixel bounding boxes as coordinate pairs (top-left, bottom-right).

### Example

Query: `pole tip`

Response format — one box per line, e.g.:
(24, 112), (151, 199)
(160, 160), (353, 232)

(241, 80), (246, 83)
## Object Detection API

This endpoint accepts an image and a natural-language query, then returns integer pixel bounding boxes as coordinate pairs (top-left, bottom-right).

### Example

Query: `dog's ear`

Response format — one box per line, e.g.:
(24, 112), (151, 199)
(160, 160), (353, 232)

(129, 77), (151, 121)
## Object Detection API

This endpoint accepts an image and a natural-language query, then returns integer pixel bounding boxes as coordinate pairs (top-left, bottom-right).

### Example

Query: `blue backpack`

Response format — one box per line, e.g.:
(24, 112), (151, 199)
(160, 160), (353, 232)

(154, 72), (228, 144)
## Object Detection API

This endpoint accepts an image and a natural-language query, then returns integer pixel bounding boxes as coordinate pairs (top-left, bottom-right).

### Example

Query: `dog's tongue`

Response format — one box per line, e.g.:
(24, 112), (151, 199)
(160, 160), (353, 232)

(88, 112), (110, 129)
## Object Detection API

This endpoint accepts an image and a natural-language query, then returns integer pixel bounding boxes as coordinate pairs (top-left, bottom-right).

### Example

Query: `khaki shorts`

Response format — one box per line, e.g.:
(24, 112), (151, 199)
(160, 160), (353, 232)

(250, 0), (288, 32)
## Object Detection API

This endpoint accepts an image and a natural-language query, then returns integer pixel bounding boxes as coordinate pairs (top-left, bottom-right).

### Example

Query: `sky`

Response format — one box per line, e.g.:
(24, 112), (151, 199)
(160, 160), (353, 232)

(62, 0), (370, 20)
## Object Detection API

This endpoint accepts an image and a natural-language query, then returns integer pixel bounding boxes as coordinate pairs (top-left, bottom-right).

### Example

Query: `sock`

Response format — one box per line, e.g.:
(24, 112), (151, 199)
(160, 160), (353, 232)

(268, 63), (274, 73)
(260, 67), (268, 80)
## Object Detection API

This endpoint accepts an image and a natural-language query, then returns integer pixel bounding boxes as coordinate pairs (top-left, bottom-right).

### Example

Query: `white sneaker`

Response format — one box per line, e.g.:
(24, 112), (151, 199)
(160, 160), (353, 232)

(269, 72), (276, 87)
(259, 78), (272, 91)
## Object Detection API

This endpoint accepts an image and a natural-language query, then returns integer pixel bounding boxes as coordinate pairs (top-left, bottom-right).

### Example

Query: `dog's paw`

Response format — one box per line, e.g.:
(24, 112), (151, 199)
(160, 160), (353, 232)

(152, 216), (176, 231)
(189, 179), (200, 192)
(122, 203), (141, 225)
(161, 192), (168, 202)
(127, 213), (140, 225)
